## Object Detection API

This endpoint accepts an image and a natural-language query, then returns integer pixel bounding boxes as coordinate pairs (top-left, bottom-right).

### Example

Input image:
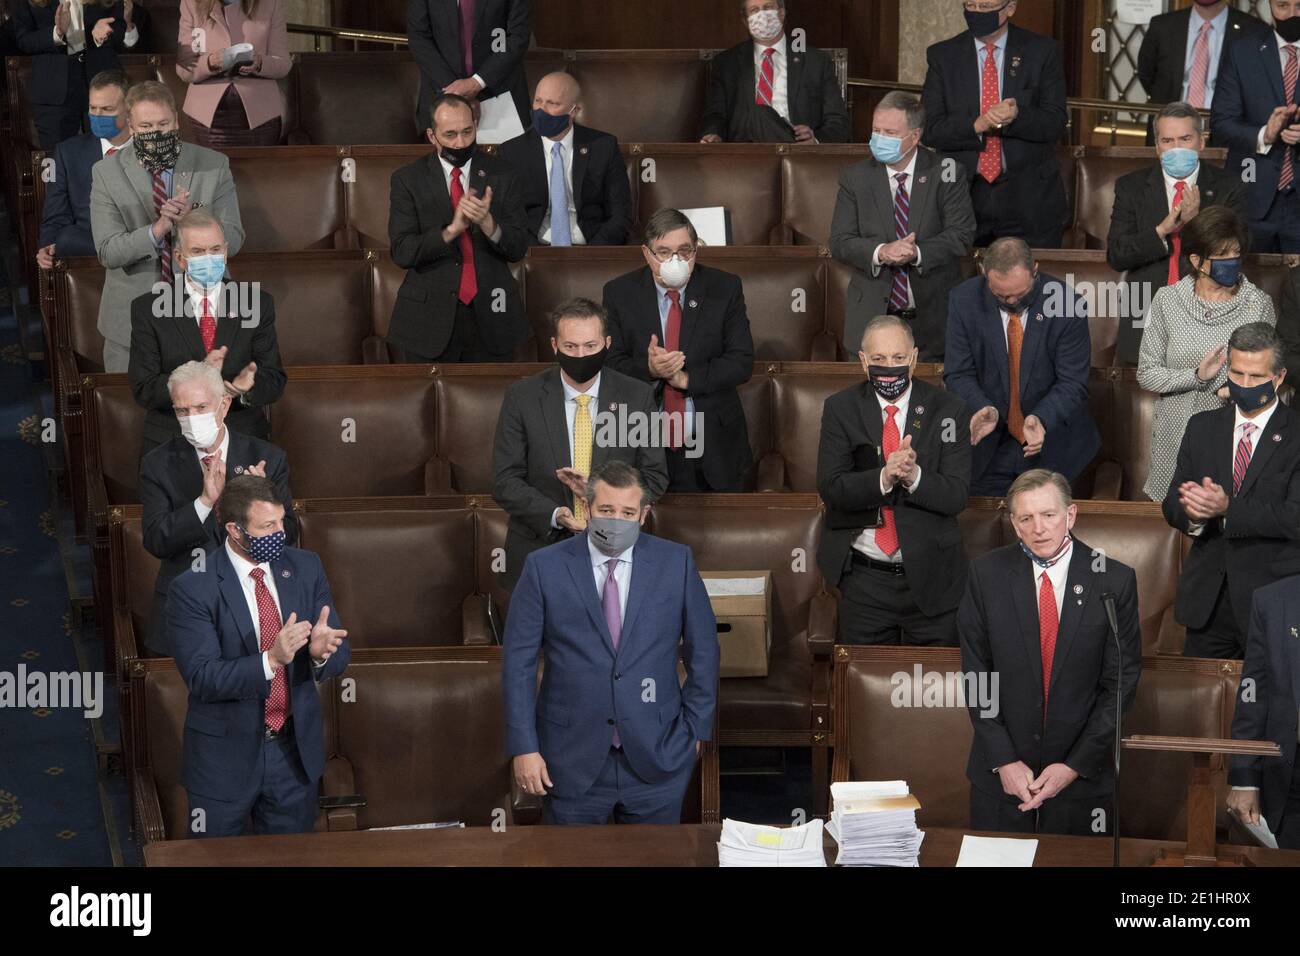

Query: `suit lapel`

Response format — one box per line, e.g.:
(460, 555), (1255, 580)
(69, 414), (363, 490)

(1264, 35), (1287, 107)
(906, 151), (933, 236)
(124, 145), (157, 216)
(171, 287), (205, 357)
(858, 380), (884, 447)
(678, 268), (705, 355)
(981, 284), (1011, 406)
(1145, 164), (1169, 223)
(540, 368), (573, 471)
(1001, 27), (1024, 102)
(639, 267), (666, 353)
(427, 152), (452, 220)
(571, 127), (590, 205)
(224, 1), (247, 44)
(902, 379), (932, 445)
(617, 536), (655, 657)
(1237, 402), (1290, 498)
(870, 161), (894, 235)
(959, 32), (982, 120)
(1009, 548), (1045, 695)
(787, 47), (806, 121)
(590, 374), (612, 470)
(567, 538), (616, 657)
(1210, 404), (1237, 493)
(271, 553), (302, 628)
(173, 438), (204, 499)
(216, 548), (259, 656)
(1048, 542), (1091, 703)
(1172, 10), (1191, 79)
(1015, 282), (1049, 403)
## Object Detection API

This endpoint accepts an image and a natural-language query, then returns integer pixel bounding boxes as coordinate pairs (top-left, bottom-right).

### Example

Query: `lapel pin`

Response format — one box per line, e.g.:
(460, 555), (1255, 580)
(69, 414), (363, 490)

(580, 146), (589, 155)
(1291, 626), (1298, 638)
(1273, 433), (1283, 442)
(689, 300), (698, 309)
(608, 402), (617, 412)
(478, 169), (486, 178)
(918, 175), (928, 185)
(234, 465), (245, 475)
(915, 405), (925, 415)
(1035, 313), (1044, 322)
(281, 569), (291, 578)
(1076, 598), (1083, 605)
(911, 420), (921, 429)
(1073, 584), (1083, 595)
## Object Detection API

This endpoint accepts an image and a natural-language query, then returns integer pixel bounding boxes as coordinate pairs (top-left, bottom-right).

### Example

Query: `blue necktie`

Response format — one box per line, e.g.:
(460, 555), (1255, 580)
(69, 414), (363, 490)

(549, 141), (572, 247)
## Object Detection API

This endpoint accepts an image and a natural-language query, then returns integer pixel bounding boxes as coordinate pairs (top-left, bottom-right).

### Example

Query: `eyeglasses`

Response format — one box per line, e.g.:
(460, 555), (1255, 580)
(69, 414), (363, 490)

(650, 246), (696, 262)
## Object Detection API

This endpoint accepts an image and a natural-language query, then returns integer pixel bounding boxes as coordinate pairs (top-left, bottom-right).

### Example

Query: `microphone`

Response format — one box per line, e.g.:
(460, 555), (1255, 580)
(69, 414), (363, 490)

(1102, 590), (1122, 868)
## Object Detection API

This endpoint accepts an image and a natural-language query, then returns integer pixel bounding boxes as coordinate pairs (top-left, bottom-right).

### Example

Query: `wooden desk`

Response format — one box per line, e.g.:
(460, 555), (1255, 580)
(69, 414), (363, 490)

(142, 825), (1300, 867)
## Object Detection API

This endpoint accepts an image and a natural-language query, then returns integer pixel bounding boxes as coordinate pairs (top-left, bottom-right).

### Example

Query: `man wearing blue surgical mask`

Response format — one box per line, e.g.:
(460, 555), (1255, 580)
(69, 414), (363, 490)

(830, 91), (975, 362)
(499, 72), (631, 246)
(1108, 102), (1246, 367)
(128, 208), (284, 456)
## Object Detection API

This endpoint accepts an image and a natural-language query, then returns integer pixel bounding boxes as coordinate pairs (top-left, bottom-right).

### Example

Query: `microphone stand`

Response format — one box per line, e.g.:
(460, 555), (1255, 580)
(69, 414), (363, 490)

(1103, 591), (1122, 868)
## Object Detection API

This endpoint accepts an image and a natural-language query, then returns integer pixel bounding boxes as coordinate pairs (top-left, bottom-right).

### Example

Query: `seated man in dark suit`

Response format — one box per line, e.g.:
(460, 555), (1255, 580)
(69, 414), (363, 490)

(817, 316), (971, 645)
(699, 0), (848, 144)
(1162, 323), (1300, 660)
(944, 237), (1098, 497)
(169, 475), (348, 837)
(1108, 101), (1246, 367)
(128, 208), (284, 457)
(139, 360), (296, 657)
(829, 91), (976, 361)
(603, 209), (755, 492)
(498, 72), (631, 247)
(492, 298), (668, 589)
(36, 69), (133, 270)
(959, 469), (1141, 836)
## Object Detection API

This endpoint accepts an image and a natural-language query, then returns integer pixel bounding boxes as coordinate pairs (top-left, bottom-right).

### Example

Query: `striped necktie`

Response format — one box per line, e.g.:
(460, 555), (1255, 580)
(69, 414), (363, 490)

(889, 172), (911, 311)
(1233, 422), (1257, 495)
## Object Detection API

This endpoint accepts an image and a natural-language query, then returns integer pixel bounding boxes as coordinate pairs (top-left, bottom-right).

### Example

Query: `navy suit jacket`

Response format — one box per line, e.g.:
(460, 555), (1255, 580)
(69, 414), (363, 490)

(1211, 29), (1300, 221)
(1230, 577), (1300, 831)
(39, 133), (102, 256)
(943, 273), (1099, 485)
(502, 532), (719, 800)
(168, 545), (350, 802)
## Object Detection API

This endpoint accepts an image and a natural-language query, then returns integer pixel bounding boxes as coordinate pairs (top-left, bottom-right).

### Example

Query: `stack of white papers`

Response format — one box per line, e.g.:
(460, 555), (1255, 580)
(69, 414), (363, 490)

(827, 780), (925, 867)
(717, 818), (827, 867)
(954, 834), (1037, 867)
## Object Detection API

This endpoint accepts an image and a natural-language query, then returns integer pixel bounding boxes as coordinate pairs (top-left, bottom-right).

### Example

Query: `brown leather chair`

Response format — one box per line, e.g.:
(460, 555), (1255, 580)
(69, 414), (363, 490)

(569, 52), (708, 144)
(474, 503), (513, 637)
(52, 258), (108, 534)
(109, 506), (159, 778)
(738, 369), (773, 491)
(958, 497), (1006, 557)
(1108, 370), (1158, 502)
(292, 53), (424, 146)
(726, 252), (836, 360)
(521, 247), (644, 360)
(1074, 367), (1123, 499)
(634, 146), (784, 246)
(227, 147), (348, 251)
(431, 367), (544, 493)
(345, 146), (428, 249)
(1249, 254), (1292, 307)
(780, 147), (873, 247)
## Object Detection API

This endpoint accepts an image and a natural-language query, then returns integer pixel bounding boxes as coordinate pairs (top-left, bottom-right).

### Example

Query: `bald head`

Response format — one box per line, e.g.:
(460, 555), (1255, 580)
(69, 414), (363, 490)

(532, 72), (580, 137)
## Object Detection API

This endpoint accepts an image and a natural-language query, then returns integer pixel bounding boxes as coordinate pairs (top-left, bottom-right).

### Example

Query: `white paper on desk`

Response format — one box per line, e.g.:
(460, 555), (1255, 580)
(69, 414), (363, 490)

(1240, 816), (1279, 850)
(475, 92), (525, 144)
(704, 577), (766, 597)
(679, 207), (729, 246)
(955, 834), (1038, 867)
(831, 780), (909, 804)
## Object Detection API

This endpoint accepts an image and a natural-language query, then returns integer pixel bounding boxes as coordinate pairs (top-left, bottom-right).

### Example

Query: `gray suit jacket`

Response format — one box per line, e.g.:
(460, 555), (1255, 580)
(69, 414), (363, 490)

(828, 146), (975, 362)
(90, 141), (245, 349)
(491, 365), (669, 588)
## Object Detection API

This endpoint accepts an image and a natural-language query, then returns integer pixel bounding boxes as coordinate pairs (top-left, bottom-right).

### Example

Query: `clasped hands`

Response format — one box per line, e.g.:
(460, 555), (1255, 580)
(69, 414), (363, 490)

(879, 232), (918, 268)
(881, 434), (917, 490)
(270, 607), (347, 669)
(649, 334), (688, 391)
(1178, 476), (1229, 523)
(998, 760), (1078, 812)
(446, 186), (496, 241)
(975, 97), (1018, 135)
(202, 345), (256, 397)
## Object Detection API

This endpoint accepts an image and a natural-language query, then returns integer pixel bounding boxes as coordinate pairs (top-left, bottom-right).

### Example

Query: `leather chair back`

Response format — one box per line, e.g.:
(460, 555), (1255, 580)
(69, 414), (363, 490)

(346, 146), (428, 249)
(1111, 374), (1157, 501)
(295, 54), (423, 146)
(434, 370), (536, 493)
(634, 147), (783, 246)
(91, 381), (146, 503)
(726, 254), (833, 360)
(570, 52), (707, 144)
(781, 149), (871, 246)
(228, 149), (347, 251)
(239, 252), (375, 365)
(769, 370), (863, 493)
(120, 514), (161, 651)
(62, 261), (107, 372)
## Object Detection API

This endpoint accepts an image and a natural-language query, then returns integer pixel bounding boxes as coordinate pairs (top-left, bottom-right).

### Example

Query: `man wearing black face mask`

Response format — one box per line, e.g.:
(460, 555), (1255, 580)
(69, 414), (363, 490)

(817, 316), (972, 645)
(388, 92), (530, 363)
(1162, 323), (1300, 660)
(492, 299), (668, 589)
(498, 72), (631, 246)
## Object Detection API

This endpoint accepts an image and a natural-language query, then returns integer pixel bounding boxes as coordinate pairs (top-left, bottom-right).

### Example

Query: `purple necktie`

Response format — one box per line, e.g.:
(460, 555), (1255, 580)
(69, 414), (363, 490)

(602, 559), (622, 747)
(459, 0), (476, 76)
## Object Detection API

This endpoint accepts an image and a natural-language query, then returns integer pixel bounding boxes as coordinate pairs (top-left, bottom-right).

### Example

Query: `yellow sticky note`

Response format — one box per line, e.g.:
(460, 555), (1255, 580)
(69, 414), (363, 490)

(755, 832), (783, 848)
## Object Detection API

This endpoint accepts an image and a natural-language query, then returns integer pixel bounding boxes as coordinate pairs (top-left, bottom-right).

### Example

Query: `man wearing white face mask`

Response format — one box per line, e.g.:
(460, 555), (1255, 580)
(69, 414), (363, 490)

(138, 360), (295, 656)
(699, 0), (848, 144)
(129, 207), (283, 457)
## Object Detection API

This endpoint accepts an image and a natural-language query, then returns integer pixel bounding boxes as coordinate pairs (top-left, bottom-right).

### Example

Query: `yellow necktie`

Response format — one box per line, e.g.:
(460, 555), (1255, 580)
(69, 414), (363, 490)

(573, 394), (593, 521)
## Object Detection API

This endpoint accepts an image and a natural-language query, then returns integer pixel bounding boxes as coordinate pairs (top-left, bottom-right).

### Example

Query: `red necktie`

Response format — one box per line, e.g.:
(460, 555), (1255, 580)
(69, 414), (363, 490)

(106, 145), (120, 156)
(1281, 46), (1298, 192)
(249, 568), (289, 731)
(1168, 180), (1186, 287)
(664, 290), (685, 449)
(198, 295), (217, 354)
(875, 405), (901, 556)
(449, 168), (478, 305)
(459, 0), (476, 76)
(977, 43), (1003, 184)
(756, 47), (775, 106)
(1233, 422), (1257, 495)
(152, 170), (172, 283)
(1039, 571), (1058, 713)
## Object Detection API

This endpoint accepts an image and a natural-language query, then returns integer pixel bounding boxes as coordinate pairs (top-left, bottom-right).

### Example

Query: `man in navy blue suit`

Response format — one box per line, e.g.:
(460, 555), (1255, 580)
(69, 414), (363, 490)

(943, 237), (1098, 497)
(503, 460), (719, 824)
(1211, 0), (1300, 253)
(168, 475), (350, 838)
(36, 69), (132, 269)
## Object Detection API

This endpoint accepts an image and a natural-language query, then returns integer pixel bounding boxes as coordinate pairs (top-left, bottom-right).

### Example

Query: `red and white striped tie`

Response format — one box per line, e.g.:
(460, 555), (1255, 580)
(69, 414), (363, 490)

(152, 171), (172, 283)
(756, 47), (775, 106)
(1233, 422), (1257, 496)
(1186, 21), (1211, 108)
(1280, 46), (1299, 193)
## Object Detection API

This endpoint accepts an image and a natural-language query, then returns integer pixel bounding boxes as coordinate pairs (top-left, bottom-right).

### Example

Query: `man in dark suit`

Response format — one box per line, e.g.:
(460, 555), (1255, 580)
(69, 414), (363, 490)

(1162, 323), (1300, 661)
(699, 0), (848, 144)
(603, 209), (755, 492)
(497, 72), (631, 246)
(36, 69), (132, 269)
(1137, 0), (1265, 145)
(1229, 574), (1300, 848)
(944, 238), (1098, 497)
(1107, 102), (1247, 367)
(817, 316), (972, 645)
(920, 0), (1069, 249)
(959, 469), (1141, 835)
(504, 460), (718, 824)
(388, 93), (530, 363)
(407, 0), (533, 135)
(169, 475), (349, 837)
(829, 91), (976, 362)
(128, 209), (283, 457)
(1211, 1), (1300, 253)
(139, 360), (296, 657)
(493, 298), (668, 589)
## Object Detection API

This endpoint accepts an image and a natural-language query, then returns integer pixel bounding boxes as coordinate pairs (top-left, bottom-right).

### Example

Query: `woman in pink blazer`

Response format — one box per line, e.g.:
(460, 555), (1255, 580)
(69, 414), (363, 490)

(175, 0), (290, 147)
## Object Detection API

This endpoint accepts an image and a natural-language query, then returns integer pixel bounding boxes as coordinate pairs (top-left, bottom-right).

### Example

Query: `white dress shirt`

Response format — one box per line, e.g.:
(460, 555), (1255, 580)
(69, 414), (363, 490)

(870, 148), (922, 308)
(851, 385), (923, 563)
(53, 1), (138, 53)
(549, 371), (601, 529)
(438, 153), (503, 244)
(191, 425), (230, 524)
(753, 34), (790, 123)
(1257, 34), (1300, 154)
(1187, 398), (1279, 537)
(588, 534), (632, 620)
(539, 124), (586, 245)
(224, 539), (282, 681)
(1032, 537), (1073, 622)
(1181, 6), (1228, 106)
(100, 134), (131, 157)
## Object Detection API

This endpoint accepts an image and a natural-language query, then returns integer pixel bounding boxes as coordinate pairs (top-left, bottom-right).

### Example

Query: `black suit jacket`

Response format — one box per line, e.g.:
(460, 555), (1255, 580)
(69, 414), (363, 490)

(128, 284), (285, 447)
(407, 0), (532, 131)
(921, 24), (1069, 242)
(1106, 161), (1247, 366)
(138, 430), (296, 655)
(1136, 7), (1267, 144)
(491, 365), (669, 588)
(39, 132), (102, 256)
(816, 378), (971, 616)
(497, 125), (632, 246)
(10, 0), (127, 106)
(603, 264), (755, 491)
(387, 150), (530, 359)
(700, 39), (849, 143)
(958, 539), (1142, 801)
(1276, 265), (1300, 383)
(1162, 402), (1300, 635)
